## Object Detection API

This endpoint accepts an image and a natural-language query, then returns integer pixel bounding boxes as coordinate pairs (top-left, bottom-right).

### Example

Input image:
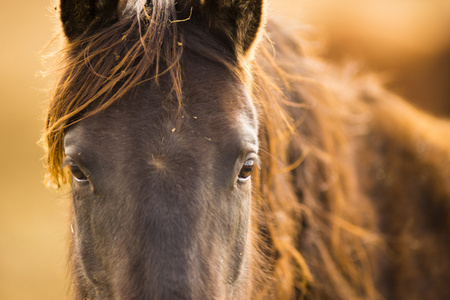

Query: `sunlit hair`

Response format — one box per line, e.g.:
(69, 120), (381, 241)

(43, 2), (382, 299)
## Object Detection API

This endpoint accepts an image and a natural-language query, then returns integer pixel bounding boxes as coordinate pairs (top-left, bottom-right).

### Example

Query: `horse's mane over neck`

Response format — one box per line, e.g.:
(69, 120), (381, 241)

(250, 21), (381, 299)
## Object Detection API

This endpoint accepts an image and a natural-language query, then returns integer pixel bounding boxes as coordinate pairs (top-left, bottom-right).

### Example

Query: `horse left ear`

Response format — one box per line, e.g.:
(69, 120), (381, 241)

(60, 0), (121, 42)
(195, 0), (265, 58)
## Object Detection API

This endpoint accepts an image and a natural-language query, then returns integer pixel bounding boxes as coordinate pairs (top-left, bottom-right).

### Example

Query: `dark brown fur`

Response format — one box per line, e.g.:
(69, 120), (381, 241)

(43, 1), (450, 299)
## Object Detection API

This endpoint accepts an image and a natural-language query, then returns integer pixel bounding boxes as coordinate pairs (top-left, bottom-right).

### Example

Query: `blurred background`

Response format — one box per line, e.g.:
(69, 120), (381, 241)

(275, 0), (450, 117)
(1, 1), (449, 299)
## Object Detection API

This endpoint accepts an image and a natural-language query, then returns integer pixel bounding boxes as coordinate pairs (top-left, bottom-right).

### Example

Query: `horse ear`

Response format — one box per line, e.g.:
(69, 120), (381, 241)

(60, 0), (121, 41)
(197, 0), (265, 57)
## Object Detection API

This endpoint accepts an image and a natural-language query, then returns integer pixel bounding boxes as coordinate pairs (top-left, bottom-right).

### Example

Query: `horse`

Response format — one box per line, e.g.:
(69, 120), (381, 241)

(43, 0), (450, 299)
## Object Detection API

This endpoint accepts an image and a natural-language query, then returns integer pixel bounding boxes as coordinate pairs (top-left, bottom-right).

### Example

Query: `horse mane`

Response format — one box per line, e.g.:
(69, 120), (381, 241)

(44, 2), (383, 299)
(249, 21), (383, 299)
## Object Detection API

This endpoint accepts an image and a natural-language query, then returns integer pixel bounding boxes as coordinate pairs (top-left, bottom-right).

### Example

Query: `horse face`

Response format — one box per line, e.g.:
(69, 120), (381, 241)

(64, 49), (259, 299)
(56, 1), (264, 298)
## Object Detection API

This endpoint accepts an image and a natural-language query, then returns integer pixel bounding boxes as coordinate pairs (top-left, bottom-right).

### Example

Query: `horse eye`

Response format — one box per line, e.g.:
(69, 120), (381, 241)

(69, 161), (88, 182)
(238, 159), (254, 182)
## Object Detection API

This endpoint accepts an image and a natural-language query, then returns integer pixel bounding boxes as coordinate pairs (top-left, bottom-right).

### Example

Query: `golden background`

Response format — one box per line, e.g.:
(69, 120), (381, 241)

(1, 1), (449, 299)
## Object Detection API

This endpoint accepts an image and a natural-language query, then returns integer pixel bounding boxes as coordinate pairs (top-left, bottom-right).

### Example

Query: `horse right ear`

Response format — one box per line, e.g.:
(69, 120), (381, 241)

(190, 0), (265, 58)
(60, 0), (121, 41)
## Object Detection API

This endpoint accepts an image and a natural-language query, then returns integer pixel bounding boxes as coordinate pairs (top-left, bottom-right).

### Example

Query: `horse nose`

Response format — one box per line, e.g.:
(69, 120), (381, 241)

(110, 207), (223, 299)
(113, 254), (220, 300)
(112, 254), (197, 299)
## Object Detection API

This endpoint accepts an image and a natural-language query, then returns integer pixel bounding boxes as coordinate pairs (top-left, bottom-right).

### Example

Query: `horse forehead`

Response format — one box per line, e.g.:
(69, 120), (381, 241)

(64, 97), (253, 156)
